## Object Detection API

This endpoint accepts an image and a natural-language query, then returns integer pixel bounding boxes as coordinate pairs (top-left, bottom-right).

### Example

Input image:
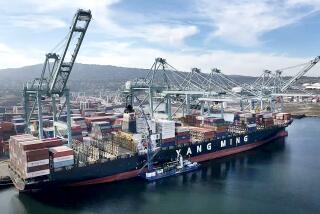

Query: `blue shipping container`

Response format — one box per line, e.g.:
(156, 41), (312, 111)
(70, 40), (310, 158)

(54, 159), (74, 168)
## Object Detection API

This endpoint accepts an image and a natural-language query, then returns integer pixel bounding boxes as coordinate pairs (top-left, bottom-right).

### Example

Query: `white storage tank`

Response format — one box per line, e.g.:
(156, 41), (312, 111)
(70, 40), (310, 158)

(125, 81), (132, 90)
(231, 87), (243, 93)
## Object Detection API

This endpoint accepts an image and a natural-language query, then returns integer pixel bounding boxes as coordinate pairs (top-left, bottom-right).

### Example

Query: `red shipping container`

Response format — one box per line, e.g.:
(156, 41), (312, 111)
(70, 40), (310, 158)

(19, 140), (47, 151)
(0, 122), (13, 131)
(49, 145), (74, 158)
(176, 139), (191, 144)
(24, 148), (49, 162)
(176, 131), (190, 136)
(26, 153), (50, 162)
(41, 138), (64, 148)
(162, 137), (176, 143)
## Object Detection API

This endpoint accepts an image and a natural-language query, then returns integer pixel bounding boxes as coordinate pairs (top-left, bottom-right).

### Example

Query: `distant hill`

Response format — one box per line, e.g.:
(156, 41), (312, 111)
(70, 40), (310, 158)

(0, 63), (318, 94)
(0, 63), (148, 83)
(0, 63), (148, 93)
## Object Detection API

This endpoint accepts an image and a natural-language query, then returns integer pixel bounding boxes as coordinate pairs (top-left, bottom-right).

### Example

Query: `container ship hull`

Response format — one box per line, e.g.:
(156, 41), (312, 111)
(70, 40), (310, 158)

(9, 125), (288, 191)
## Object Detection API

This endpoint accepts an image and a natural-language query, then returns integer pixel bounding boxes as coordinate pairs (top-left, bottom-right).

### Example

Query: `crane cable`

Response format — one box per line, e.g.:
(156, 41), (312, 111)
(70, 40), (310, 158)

(277, 61), (309, 71)
(50, 34), (69, 54)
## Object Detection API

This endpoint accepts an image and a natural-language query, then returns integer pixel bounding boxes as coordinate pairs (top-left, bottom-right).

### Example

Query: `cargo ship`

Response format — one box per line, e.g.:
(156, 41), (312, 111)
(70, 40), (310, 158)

(8, 110), (292, 192)
(4, 8), (293, 192)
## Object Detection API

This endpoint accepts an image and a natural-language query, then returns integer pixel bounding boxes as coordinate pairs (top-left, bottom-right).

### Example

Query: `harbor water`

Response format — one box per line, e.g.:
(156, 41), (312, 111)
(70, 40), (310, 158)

(0, 117), (319, 214)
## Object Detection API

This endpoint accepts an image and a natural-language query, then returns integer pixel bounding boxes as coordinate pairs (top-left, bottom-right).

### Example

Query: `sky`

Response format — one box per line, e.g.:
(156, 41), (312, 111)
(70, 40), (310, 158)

(1, 0), (320, 76)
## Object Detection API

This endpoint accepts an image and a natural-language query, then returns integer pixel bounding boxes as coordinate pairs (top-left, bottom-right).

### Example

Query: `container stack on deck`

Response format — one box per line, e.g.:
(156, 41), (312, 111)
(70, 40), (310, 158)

(71, 116), (88, 136)
(156, 119), (176, 147)
(122, 113), (136, 133)
(91, 121), (112, 140)
(112, 131), (140, 152)
(85, 116), (111, 131)
(232, 112), (257, 132)
(136, 117), (156, 134)
(90, 121), (119, 156)
(262, 113), (274, 128)
(241, 113), (257, 132)
(188, 127), (215, 142)
(49, 145), (74, 170)
(9, 134), (64, 179)
(175, 127), (191, 145)
(184, 114), (200, 126)
(198, 116), (228, 137)
(275, 113), (292, 123)
(239, 113), (255, 125)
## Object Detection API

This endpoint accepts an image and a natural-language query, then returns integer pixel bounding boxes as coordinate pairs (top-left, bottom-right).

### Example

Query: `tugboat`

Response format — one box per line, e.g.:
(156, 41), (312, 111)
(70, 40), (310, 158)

(140, 154), (200, 181)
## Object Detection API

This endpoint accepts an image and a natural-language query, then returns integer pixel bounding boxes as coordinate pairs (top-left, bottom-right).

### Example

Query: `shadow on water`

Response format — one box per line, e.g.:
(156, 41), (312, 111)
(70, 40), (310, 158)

(16, 137), (287, 213)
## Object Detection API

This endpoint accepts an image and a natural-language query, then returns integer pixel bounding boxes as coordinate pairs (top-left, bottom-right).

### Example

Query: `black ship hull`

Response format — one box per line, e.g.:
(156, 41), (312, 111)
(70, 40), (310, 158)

(10, 126), (288, 191)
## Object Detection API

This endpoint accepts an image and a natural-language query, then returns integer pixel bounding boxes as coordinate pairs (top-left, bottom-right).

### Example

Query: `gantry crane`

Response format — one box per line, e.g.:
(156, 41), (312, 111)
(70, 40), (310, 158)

(248, 56), (320, 112)
(280, 56), (320, 92)
(23, 9), (92, 146)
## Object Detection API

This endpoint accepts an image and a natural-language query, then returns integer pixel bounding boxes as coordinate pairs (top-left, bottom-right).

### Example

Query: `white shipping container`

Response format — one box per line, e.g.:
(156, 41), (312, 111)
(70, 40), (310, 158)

(26, 159), (49, 167)
(176, 127), (189, 132)
(263, 113), (273, 118)
(160, 131), (174, 136)
(25, 169), (50, 178)
(136, 119), (156, 134)
(49, 145), (73, 153)
(162, 134), (175, 139)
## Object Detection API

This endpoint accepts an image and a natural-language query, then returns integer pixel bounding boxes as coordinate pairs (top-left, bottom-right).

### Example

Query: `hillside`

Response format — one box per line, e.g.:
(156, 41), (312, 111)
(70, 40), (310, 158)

(0, 63), (318, 95)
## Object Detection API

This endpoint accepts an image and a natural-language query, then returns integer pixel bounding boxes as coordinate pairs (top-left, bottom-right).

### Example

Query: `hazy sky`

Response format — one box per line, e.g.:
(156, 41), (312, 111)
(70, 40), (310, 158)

(1, 0), (320, 76)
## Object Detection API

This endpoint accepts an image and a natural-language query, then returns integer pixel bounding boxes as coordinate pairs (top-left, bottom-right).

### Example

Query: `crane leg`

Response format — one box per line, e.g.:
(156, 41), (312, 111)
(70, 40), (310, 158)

(37, 92), (44, 139)
(200, 102), (204, 115)
(52, 96), (58, 137)
(65, 89), (72, 147)
(149, 88), (154, 118)
(220, 102), (224, 118)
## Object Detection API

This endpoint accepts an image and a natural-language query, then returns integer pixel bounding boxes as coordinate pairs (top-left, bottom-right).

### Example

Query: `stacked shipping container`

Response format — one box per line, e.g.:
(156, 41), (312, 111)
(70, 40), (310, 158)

(9, 135), (64, 179)
(262, 113), (274, 127)
(198, 116), (228, 137)
(156, 119), (175, 147)
(175, 127), (191, 145)
(91, 121), (112, 140)
(112, 131), (140, 152)
(71, 116), (88, 136)
(122, 113), (136, 133)
(188, 127), (215, 142)
(49, 146), (74, 169)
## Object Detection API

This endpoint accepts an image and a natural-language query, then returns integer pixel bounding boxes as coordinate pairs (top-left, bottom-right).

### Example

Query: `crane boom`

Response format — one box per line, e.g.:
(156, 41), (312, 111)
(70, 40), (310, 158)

(48, 9), (92, 96)
(280, 56), (320, 92)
